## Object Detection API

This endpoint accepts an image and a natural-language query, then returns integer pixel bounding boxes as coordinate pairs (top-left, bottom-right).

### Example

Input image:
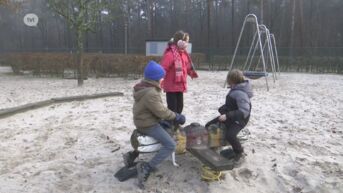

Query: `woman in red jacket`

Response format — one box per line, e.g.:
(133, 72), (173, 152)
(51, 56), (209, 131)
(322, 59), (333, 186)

(161, 30), (198, 114)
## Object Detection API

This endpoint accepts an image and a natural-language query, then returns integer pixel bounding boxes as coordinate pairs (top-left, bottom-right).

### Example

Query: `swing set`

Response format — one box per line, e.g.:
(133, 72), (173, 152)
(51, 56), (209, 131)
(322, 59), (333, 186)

(226, 14), (280, 90)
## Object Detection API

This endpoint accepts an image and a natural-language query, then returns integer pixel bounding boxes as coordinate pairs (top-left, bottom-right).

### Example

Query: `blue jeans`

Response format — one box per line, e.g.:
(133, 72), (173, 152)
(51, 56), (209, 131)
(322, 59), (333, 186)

(139, 124), (176, 168)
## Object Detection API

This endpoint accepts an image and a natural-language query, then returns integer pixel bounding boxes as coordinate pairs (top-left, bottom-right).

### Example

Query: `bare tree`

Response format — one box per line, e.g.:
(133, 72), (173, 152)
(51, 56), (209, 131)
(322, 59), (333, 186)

(1, 0), (343, 71)
(289, 0), (296, 59)
(48, 0), (105, 86)
(231, 0), (235, 52)
(0, 0), (22, 11)
(0, 0), (10, 6)
(207, 0), (212, 57)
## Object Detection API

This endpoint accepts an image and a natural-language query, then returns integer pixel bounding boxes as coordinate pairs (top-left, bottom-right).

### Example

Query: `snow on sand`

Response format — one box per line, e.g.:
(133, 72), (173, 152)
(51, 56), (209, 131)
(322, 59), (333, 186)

(0, 66), (342, 193)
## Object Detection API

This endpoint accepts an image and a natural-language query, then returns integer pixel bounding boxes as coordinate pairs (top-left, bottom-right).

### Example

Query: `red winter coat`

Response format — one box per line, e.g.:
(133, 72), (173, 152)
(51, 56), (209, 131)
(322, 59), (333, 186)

(161, 47), (198, 92)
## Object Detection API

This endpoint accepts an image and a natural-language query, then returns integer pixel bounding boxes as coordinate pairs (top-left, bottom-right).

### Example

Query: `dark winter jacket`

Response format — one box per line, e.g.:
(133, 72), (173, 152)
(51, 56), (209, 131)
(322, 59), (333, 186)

(218, 80), (253, 127)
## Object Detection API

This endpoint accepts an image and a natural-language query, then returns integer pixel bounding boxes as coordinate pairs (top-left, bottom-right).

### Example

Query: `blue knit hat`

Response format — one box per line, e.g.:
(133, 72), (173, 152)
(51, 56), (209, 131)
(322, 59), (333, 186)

(144, 60), (165, 81)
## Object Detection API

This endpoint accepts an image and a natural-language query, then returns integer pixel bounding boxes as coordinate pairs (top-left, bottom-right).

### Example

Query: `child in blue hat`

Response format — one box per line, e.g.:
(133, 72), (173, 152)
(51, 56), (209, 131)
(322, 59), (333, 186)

(124, 60), (186, 189)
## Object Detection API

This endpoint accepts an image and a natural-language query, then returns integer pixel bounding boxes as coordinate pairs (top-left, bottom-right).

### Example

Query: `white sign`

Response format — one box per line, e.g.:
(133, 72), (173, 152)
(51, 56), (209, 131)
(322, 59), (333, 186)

(23, 13), (39, 27)
(146, 41), (192, 56)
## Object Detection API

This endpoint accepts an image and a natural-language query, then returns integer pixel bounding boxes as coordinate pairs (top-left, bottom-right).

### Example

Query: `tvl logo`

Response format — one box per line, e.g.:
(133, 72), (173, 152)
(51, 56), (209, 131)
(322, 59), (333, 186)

(23, 13), (39, 27)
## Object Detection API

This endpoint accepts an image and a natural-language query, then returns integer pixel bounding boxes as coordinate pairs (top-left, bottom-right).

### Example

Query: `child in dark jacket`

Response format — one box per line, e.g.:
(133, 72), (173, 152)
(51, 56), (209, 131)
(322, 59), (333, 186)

(207, 69), (253, 161)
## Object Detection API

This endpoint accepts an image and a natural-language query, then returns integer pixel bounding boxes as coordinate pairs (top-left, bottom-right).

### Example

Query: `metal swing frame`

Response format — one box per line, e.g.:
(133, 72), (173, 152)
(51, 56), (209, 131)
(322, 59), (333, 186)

(254, 25), (277, 82)
(244, 25), (275, 82)
(226, 14), (279, 91)
(270, 34), (281, 76)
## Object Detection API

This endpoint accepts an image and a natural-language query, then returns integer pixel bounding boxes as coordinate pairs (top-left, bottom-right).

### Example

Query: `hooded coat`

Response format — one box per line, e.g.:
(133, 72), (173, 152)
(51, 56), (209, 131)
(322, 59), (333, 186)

(133, 79), (176, 130)
(218, 80), (254, 127)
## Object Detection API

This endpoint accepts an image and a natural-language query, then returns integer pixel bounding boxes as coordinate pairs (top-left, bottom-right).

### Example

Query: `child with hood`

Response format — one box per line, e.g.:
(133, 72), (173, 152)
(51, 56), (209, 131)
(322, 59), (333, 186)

(125, 60), (186, 189)
(207, 69), (253, 161)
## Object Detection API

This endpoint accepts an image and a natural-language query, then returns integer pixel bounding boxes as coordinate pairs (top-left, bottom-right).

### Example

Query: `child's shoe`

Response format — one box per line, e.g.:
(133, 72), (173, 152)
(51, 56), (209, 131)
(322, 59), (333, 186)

(220, 149), (245, 162)
(220, 149), (236, 159)
(123, 151), (139, 168)
(233, 152), (246, 167)
(136, 161), (153, 189)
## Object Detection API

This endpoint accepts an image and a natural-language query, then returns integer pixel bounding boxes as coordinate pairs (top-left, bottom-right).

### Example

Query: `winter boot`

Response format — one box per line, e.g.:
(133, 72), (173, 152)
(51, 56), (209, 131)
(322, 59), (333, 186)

(136, 161), (153, 189)
(220, 148), (245, 167)
(123, 151), (139, 168)
(220, 149), (236, 159)
(232, 152), (246, 167)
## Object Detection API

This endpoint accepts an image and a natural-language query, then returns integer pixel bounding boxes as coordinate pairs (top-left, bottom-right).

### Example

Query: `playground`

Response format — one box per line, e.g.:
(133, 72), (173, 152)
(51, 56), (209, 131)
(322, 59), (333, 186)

(0, 66), (342, 193)
(1, 0), (343, 192)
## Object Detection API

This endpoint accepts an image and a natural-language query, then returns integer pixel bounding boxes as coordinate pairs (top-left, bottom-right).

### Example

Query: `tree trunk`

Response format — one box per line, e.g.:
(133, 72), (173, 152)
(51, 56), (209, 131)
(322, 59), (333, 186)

(289, 0), (296, 60)
(147, 0), (153, 38)
(309, 0), (314, 49)
(127, 1), (130, 52)
(297, 0), (304, 53)
(199, 4), (205, 48)
(260, 0), (264, 24)
(231, 0), (235, 52)
(207, 0), (212, 59)
(98, 15), (104, 52)
(76, 29), (84, 86)
(214, 0), (219, 47)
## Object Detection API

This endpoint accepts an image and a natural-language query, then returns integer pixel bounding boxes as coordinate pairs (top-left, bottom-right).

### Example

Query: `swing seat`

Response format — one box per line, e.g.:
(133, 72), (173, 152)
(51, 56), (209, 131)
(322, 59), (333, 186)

(243, 71), (268, 79)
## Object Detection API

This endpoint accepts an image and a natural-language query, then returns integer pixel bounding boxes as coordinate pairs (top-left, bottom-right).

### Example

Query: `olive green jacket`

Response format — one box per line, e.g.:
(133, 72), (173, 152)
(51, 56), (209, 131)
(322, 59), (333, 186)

(133, 79), (176, 130)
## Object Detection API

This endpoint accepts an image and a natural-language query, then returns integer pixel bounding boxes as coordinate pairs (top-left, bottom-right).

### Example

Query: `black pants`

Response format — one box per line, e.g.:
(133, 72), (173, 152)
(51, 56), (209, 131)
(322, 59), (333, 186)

(166, 92), (183, 114)
(225, 123), (244, 154)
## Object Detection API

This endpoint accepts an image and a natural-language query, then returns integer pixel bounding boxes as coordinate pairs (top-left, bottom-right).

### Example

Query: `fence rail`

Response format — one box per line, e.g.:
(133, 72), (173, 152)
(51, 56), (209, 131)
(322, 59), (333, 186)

(0, 47), (342, 75)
